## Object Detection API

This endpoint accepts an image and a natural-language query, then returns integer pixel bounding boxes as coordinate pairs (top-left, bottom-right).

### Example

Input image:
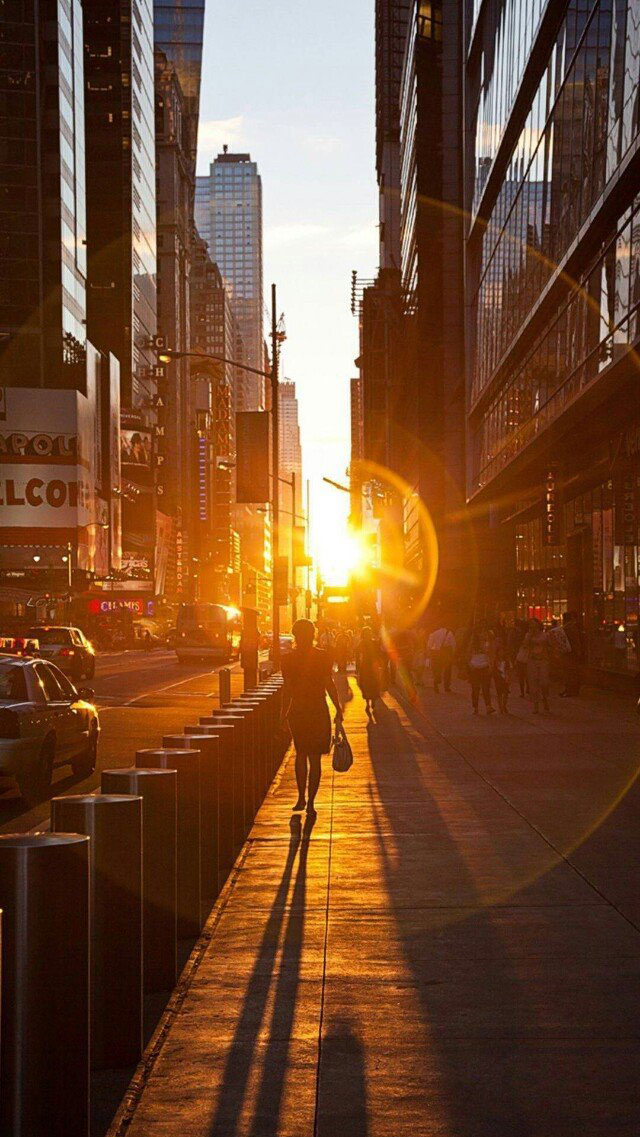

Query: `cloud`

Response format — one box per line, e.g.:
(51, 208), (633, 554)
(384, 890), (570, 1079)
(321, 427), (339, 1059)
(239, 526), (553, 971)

(197, 115), (245, 165)
(336, 223), (378, 248)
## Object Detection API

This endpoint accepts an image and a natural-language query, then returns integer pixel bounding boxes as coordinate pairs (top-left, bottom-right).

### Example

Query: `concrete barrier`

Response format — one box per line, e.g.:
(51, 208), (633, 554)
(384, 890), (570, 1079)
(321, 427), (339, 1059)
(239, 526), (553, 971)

(219, 666), (232, 706)
(101, 767), (178, 994)
(0, 834), (89, 1137)
(51, 794), (143, 1071)
(136, 749), (201, 939)
(201, 712), (247, 849)
(163, 734), (219, 914)
(184, 723), (236, 883)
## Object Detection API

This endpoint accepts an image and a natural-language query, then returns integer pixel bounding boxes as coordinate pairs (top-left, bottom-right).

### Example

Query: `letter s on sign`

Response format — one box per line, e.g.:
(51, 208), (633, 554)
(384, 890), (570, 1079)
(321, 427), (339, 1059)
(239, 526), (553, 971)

(25, 479), (44, 507)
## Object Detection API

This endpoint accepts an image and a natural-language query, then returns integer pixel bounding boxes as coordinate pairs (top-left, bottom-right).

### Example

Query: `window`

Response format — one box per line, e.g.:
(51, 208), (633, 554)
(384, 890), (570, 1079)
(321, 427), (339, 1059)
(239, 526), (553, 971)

(0, 664), (27, 702)
(34, 664), (64, 702)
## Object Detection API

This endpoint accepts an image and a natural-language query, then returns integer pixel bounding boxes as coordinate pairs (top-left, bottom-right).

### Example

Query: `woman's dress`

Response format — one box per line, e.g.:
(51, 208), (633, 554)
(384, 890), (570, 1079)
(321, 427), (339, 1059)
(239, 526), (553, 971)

(282, 647), (333, 755)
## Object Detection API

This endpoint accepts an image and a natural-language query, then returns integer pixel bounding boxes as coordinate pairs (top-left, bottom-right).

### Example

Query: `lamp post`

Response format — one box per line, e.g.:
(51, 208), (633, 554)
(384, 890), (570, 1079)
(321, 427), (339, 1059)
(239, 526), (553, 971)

(154, 285), (284, 666)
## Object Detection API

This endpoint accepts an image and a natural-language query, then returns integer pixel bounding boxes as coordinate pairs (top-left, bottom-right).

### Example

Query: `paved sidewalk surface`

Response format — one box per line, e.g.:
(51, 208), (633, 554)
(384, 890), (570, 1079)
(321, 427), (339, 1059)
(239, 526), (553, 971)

(116, 677), (640, 1136)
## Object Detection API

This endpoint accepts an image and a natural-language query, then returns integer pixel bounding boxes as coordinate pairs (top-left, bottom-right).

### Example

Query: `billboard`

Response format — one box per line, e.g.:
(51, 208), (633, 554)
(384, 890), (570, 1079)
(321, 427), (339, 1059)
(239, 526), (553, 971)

(0, 387), (96, 534)
(236, 412), (270, 503)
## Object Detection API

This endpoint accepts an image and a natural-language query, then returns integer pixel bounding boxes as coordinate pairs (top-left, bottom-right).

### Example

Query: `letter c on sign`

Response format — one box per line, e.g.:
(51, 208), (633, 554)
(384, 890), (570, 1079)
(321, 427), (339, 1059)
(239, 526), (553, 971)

(25, 479), (44, 507)
(46, 480), (66, 508)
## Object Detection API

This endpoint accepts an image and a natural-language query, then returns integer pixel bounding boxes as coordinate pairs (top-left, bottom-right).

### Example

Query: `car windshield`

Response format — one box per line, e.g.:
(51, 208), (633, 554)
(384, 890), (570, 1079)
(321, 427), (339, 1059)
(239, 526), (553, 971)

(0, 662), (28, 701)
(29, 628), (73, 645)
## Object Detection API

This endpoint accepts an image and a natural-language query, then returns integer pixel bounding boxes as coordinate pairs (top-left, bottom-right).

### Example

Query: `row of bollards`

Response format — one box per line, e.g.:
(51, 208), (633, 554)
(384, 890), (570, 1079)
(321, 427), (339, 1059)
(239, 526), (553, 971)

(0, 672), (286, 1136)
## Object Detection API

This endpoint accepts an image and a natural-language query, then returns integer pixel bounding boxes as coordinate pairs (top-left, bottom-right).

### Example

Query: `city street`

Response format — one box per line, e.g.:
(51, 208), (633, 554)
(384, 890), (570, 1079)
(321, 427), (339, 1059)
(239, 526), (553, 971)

(0, 650), (233, 835)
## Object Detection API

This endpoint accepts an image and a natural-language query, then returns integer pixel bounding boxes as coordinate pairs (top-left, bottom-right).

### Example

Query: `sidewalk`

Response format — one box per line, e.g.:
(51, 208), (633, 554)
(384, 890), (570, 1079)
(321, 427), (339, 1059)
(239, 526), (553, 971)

(111, 676), (640, 1136)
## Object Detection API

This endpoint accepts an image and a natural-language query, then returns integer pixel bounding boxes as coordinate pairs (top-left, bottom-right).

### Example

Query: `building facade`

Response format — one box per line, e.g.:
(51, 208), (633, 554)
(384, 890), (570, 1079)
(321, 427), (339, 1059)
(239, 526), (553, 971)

(464, 0), (640, 681)
(153, 0), (205, 179)
(84, 0), (158, 592)
(0, 0), (120, 620)
(190, 233), (236, 602)
(195, 149), (264, 409)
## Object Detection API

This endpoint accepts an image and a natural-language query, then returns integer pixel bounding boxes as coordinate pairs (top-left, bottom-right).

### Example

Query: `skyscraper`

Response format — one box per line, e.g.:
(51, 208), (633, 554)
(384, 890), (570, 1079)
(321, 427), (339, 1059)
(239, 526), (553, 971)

(464, 0), (640, 685)
(195, 149), (264, 409)
(84, 0), (158, 408)
(84, 0), (158, 588)
(0, 0), (88, 391)
(375, 0), (411, 270)
(153, 1), (205, 177)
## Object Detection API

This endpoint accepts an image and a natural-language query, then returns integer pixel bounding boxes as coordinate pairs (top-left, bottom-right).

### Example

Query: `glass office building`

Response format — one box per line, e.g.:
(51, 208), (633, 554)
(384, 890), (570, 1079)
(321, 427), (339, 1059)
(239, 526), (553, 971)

(84, 0), (157, 407)
(154, 0), (205, 174)
(195, 151), (264, 409)
(0, 0), (88, 389)
(465, 0), (640, 678)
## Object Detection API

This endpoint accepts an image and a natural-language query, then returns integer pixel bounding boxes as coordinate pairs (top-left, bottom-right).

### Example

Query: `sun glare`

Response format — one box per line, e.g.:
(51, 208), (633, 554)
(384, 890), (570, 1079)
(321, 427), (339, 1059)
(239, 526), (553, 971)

(314, 526), (367, 587)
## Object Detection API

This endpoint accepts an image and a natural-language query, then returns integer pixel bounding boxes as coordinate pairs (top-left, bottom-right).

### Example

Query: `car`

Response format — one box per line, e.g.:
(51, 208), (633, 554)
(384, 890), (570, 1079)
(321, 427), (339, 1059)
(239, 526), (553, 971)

(0, 655), (99, 805)
(27, 625), (96, 681)
(268, 634), (294, 660)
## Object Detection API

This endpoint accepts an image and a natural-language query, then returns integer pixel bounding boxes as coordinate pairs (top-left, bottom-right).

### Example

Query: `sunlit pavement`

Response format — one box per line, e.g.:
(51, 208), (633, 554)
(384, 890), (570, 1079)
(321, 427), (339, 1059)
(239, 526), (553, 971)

(108, 674), (640, 1136)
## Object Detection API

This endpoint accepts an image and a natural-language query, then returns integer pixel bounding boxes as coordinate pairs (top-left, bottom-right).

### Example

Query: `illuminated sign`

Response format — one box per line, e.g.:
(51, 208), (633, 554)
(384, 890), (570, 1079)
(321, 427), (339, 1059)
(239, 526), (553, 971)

(544, 468), (560, 546)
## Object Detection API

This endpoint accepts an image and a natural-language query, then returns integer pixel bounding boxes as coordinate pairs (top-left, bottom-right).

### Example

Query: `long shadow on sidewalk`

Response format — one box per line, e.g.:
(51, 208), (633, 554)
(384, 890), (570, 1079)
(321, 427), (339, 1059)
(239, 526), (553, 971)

(209, 813), (314, 1136)
(365, 700), (546, 1135)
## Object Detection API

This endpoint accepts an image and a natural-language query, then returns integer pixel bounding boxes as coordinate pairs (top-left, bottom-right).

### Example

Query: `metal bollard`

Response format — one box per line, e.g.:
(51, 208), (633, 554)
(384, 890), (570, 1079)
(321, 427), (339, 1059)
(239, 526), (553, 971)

(225, 704), (259, 818)
(163, 734), (218, 915)
(0, 834), (89, 1137)
(102, 767), (177, 994)
(184, 723), (236, 882)
(201, 712), (247, 847)
(51, 794), (143, 1071)
(219, 666), (232, 706)
(136, 749), (201, 938)
(235, 697), (269, 799)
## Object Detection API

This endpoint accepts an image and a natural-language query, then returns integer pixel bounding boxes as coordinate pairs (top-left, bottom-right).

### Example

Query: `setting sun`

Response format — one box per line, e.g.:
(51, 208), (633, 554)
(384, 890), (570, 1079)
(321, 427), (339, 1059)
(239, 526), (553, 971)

(313, 524), (369, 587)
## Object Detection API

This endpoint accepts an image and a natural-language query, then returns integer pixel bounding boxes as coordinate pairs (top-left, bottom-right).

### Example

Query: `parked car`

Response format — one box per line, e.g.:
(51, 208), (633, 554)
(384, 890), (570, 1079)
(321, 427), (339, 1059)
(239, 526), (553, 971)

(27, 626), (96, 681)
(0, 655), (99, 804)
(0, 635), (40, 656)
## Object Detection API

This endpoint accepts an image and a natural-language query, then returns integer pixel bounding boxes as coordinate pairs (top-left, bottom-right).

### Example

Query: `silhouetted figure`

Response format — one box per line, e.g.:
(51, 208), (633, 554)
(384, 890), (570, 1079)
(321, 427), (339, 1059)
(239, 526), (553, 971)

(356, 626), (385, 718)
(281, 619), (342, 817)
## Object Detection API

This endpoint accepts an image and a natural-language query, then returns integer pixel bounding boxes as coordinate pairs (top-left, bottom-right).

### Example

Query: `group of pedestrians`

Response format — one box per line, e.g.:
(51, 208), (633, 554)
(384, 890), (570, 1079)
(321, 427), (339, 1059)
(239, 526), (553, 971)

(418, 612), (584, 716)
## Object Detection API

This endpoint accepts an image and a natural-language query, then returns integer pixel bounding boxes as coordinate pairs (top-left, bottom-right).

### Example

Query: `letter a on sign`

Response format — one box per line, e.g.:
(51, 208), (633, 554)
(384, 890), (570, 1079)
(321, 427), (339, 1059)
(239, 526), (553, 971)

(236, 412), (270, 503)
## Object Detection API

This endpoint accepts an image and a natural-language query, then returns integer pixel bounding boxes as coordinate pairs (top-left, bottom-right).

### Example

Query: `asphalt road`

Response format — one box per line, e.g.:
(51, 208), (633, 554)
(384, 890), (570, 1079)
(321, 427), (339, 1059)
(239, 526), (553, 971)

(0, 649), (232, 835)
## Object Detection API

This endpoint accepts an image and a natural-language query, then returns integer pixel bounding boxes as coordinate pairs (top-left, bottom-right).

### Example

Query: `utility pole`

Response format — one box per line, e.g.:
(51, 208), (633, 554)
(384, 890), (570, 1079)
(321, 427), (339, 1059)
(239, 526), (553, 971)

(291, 469), (297, 623)
(306, 478), (312, 618)
(271, 282), (280, 669)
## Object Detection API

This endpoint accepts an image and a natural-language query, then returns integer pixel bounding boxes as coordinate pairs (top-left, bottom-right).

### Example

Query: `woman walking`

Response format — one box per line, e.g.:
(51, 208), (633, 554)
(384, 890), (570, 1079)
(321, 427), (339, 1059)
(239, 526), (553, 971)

(523, 618), (551, 712)
(281, 619), (343, 817)
(466, 628), (496, 715)
(355, 626), (385, 717)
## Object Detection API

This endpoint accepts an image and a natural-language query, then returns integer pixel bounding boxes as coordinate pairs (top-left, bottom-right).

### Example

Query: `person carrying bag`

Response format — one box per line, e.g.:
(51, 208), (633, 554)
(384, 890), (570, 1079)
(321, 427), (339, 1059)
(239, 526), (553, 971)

(332, 721), (353, 772)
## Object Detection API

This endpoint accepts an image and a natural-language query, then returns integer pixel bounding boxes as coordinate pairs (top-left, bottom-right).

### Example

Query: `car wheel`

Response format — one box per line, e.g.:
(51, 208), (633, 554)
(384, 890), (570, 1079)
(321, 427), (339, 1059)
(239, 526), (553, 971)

(72, 724), (98, 780)
(18, 735), (54, 807)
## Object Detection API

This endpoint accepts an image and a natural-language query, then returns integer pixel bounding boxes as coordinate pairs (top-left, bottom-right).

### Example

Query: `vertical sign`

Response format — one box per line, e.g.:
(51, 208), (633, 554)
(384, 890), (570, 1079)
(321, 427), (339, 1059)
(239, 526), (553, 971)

(236, 412), (270, 503)
(544, 467), (561, 546)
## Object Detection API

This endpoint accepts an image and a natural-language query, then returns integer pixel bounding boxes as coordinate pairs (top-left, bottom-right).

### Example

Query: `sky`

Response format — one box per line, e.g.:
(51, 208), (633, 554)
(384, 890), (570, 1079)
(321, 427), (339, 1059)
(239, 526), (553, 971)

(197, 1), (378, 577)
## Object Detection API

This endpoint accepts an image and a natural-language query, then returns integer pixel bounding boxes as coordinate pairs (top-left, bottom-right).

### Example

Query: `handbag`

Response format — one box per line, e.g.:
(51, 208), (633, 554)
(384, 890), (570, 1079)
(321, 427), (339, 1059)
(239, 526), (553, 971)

(332, 723), (353, 772)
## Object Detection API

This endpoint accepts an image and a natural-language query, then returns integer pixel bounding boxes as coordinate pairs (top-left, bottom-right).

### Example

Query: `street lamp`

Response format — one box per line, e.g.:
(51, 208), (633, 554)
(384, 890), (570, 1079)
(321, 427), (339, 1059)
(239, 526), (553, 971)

(152, 283), (285, 667)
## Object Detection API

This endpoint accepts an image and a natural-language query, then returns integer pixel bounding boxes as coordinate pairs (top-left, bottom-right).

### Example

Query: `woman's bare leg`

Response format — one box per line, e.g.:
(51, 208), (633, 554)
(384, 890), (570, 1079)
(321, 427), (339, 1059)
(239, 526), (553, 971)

(307, 754), (321, 811)
(294, 750), (308, 808)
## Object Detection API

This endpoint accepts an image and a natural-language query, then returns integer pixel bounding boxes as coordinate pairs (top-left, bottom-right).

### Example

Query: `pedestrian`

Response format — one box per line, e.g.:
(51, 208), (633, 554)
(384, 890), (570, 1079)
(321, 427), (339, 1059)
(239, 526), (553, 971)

(240, 609), (260, 689)
(509, 619), (529, 697)
(355, 626), (385, 718)
(281, 619), (343, 817)
(334, 628), (349, 674)
(427, 623), (455, 692)
(466, 628), (496, 715)
(493, 638), (511, 713)
(560, 611), (583, 697)
(523, 618), (551, 712)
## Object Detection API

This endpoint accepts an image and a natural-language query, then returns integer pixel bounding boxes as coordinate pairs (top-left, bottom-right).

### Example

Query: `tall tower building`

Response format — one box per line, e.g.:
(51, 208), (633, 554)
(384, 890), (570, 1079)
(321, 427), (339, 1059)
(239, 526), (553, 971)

(375, 0), (411, 270)
(84, 0), (158, 408)
(279, 382), (303, 498)
(153, 1), (205, 178)
(195, 149), (264, 409)
(0, 0), (88, 391)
